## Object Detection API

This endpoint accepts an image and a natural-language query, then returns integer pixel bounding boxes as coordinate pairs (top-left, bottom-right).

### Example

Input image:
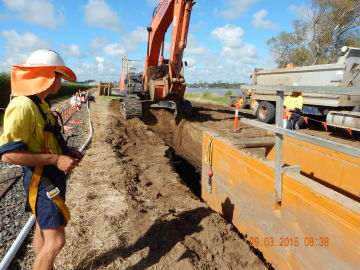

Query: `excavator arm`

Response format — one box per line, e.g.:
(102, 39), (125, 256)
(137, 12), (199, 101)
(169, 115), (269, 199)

(144, 0), (195, 102)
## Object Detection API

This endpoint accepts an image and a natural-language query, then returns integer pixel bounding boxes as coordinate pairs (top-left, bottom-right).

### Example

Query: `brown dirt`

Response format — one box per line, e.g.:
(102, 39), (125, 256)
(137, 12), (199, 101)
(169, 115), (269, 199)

(56, 97), (269, 270)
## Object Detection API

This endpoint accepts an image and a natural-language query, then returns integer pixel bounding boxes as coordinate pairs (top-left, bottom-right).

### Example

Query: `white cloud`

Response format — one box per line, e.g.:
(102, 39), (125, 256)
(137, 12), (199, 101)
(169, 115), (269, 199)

(71, 56), (121, 82)
(252, 9), (277, 29)
(90, 37), (108, 49)
(212, 24), (244, 47)
(211, 24), (258, 66)
(103, 44), (126, 57)
(222, 43), (258, 65)
(2, 0), (64, 29)
(96, 56), (104, 63)
(0, 30), (51, 70)
(186, 34), (210, 56)
(84, 0), (120, 31)
(2, 30), (51, 52)
(95, 56), (104, 72)
(221, 0), (257, 19)
(102, 26), (147, 57)
(181, 26), (258, 83)
(258, 53), (277, 69)
(61, 44), (86, 59)
(123, 26), (147, 51)
(289, 4), (313, 21)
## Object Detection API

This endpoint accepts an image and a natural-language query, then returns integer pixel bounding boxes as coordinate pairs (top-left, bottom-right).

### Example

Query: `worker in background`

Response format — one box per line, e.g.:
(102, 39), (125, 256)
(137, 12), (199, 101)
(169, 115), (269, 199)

(70, 94), (77, 107)
(283, 91), (303, 130)
(86, 90), (95, 102)
(0, 50), (82, 270)
(75, 92), (82, 109)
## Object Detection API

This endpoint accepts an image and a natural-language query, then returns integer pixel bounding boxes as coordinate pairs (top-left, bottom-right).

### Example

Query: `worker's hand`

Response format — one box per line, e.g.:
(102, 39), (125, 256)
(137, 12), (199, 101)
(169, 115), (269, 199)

(67, 147), (83, 162)
(55, 155), (79, 172)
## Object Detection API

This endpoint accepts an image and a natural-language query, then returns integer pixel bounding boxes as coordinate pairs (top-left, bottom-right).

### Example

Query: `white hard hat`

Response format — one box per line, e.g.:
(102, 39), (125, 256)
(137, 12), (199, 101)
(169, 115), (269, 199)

(21, 49), (76, 82)
(25, 49), (66, 67)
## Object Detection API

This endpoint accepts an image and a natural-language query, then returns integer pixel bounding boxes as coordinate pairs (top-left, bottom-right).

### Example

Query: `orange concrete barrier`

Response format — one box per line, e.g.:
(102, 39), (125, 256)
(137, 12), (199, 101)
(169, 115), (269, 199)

(202, 132), (360, 269)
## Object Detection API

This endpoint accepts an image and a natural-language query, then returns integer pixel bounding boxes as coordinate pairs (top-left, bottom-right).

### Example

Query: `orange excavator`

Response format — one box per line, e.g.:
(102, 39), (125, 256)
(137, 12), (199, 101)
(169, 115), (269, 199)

(119, 0), (195, 119)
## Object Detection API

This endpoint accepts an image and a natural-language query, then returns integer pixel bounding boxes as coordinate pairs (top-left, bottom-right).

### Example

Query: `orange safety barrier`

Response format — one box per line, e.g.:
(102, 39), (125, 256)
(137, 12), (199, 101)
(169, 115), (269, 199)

(266, 136), (360, 199)
(202, 132), (360, 269)
(60, 105), (77, 124)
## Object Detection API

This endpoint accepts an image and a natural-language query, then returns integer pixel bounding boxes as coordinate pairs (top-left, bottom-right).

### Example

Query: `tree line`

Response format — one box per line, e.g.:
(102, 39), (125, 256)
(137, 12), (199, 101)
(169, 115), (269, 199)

(268, 0), (360, 67)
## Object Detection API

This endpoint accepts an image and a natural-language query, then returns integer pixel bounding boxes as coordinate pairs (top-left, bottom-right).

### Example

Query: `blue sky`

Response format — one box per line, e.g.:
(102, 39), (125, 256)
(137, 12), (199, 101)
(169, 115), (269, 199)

(0, 0), (311, 83)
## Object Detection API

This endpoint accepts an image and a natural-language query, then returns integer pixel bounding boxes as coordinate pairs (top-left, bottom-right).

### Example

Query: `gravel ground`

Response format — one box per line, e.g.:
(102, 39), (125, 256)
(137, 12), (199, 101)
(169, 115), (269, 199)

(0, 102), (91, 269)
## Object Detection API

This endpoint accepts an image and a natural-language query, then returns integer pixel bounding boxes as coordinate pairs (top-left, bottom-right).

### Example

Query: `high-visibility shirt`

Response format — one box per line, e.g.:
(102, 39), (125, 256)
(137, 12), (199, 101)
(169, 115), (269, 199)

(0, 96), (61, 154)
(283, 95), (303, 111)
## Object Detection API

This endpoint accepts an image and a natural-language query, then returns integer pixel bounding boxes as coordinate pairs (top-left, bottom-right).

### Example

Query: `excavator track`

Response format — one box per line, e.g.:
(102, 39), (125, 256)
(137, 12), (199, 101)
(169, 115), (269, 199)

(120, 97), (143, 119)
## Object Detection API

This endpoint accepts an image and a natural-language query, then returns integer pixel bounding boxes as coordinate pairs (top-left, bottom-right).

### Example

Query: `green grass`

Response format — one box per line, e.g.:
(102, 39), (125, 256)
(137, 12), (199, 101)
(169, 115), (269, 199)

(0, 73), (11, 110)
(185, 90), (233, 106)
(0, 111), (4, 127)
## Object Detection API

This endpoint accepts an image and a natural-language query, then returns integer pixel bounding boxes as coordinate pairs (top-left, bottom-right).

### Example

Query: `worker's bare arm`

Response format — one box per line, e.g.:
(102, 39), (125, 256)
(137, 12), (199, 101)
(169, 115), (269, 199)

(1, 150), (79, 172)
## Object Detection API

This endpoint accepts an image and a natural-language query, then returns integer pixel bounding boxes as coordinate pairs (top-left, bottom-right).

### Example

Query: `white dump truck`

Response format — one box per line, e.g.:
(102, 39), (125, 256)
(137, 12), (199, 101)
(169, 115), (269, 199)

(234, 46), (360, 130)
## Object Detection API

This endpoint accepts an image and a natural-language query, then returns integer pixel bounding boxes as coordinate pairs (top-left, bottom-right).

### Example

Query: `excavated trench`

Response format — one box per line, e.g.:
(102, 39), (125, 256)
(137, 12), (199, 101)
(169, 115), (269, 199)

(165, 147), (201, 198)
(104, 99), (272, 269)
(143, 104), (278, 269)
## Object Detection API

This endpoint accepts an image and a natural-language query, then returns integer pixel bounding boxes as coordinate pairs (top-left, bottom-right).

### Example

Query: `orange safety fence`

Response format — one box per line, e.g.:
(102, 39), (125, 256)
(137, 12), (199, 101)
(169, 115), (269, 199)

(287, 111), (357, 135)
(53, 99), (81, 125)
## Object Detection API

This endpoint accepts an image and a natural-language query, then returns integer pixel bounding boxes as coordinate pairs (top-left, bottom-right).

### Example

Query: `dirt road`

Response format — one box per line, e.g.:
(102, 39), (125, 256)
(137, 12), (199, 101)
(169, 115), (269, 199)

(56, 97), (269, 269)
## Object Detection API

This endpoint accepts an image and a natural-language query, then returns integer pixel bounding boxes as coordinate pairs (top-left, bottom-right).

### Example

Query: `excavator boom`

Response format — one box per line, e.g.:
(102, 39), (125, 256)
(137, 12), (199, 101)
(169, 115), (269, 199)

(118, 0), (194, 119)
(144, 0), (195, 101)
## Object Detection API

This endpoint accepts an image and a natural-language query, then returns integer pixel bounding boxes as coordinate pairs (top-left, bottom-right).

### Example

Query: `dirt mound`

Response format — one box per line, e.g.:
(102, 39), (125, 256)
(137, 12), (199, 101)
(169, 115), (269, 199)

(56, 97), (269, 269)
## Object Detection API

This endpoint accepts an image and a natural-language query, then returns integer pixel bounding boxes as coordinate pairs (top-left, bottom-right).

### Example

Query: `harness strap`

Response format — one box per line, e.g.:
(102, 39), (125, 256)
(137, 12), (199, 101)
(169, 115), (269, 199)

(27, 95), (71, 226)
(28, 166), (42, 217)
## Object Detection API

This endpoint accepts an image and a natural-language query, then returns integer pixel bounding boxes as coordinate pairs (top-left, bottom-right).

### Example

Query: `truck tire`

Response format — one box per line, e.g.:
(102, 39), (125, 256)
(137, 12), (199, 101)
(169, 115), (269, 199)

(257, 101), (275, 123)
(237, 93), (248, 109)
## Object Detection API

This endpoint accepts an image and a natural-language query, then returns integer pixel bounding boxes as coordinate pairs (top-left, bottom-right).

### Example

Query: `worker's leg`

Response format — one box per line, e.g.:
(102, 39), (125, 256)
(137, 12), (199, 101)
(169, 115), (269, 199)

(32, 226), (65, 270)
(286, 119), (293, 129)
(292, 113), (301, 129)
(286, 113), (301, 130)
(33, 221), (44, 256)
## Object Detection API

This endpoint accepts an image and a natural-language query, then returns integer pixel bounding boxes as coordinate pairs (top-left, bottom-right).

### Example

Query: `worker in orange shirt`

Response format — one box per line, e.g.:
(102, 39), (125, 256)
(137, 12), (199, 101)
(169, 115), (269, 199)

(283, 92), (303, 130)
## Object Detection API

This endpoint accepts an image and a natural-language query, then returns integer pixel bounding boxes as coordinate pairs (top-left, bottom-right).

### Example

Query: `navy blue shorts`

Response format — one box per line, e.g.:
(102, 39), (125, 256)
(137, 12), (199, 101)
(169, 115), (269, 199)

(0, 142), (67, 229)
(23, 165), (67, 230)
